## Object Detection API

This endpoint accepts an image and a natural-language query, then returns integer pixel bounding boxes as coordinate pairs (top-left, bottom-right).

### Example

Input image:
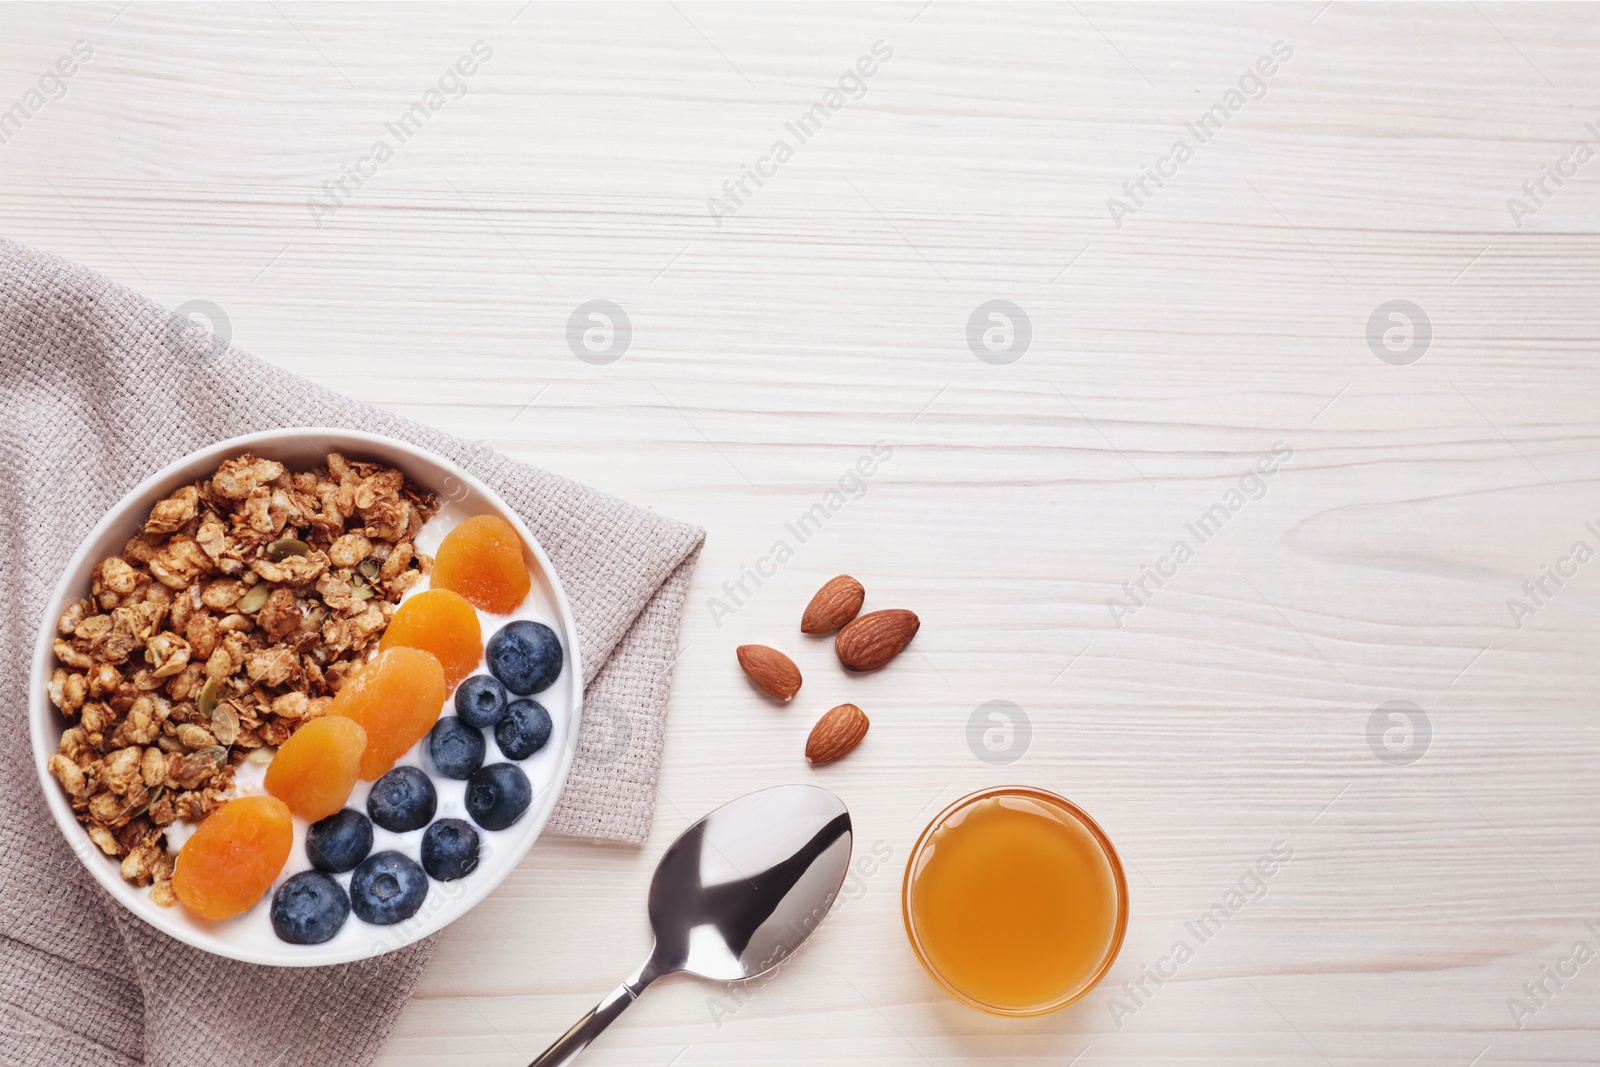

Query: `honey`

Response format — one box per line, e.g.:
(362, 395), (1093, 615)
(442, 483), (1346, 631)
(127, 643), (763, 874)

(902, 787), (1127, 1015)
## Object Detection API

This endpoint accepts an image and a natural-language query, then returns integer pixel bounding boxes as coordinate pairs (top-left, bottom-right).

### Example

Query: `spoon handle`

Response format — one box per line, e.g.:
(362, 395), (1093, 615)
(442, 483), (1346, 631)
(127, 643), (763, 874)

(526, 972), (650, 1067)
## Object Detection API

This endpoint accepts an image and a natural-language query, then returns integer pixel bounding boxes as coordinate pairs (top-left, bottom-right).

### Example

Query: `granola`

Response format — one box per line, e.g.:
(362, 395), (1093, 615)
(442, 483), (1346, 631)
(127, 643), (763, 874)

(47, 452), (438, 904)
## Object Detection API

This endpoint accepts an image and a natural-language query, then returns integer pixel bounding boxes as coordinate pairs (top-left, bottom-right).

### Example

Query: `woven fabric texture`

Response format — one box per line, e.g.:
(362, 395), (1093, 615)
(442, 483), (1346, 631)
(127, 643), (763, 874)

(0, 238), (703, 1067)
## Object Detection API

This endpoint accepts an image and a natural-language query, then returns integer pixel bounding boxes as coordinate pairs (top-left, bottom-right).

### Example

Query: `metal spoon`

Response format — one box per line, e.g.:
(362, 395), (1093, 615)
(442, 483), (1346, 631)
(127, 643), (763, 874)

(527, 785), (853, 1066)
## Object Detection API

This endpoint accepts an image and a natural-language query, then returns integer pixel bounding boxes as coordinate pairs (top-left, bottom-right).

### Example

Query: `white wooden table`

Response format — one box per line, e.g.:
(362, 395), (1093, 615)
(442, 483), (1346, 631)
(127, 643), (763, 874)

(5, 2), (1600, 1064)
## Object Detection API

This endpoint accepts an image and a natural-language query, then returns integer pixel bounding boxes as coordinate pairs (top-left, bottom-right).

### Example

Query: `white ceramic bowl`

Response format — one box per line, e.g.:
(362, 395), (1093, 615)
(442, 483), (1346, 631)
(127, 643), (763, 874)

(30, 428), (584, 966)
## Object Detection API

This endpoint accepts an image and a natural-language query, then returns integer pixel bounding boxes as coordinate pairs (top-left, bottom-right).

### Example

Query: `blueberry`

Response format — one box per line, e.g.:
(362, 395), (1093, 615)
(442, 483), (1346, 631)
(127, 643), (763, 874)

(421, 818), (481, 881)
(349, 851), (428, 926)
(306, 809), (373, 873)
(495, 699), (553, 761)
(455, 674), (509, 729)
(367, 766), (437, 833)
(486, 621), (563, 695)
(466, 762), (532, 831)
(271, 870), (351, 944)
(428, 716), (486, 779)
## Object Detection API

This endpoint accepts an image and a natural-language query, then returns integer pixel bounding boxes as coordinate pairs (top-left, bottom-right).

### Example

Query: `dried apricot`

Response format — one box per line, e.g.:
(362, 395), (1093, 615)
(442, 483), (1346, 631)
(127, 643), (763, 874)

(432, 514), (531, 614)
(379, 588), (483, 688)
(172, 795), (293, 921)
(328, 647), (447, 779)
(263, 715), (368, 821)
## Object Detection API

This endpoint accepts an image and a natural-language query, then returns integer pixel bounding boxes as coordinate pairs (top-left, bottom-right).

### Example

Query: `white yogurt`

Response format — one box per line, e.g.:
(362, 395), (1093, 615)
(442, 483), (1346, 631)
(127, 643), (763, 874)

(178, 500), (575, 954)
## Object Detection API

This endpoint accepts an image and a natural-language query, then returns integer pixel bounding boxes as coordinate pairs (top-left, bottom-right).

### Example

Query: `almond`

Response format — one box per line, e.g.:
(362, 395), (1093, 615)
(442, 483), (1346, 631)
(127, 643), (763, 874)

(806, 703), (869, 764)
(834, 609), (919, 671)
(801, 575), (865, 634)
(736, 644), (803, 701)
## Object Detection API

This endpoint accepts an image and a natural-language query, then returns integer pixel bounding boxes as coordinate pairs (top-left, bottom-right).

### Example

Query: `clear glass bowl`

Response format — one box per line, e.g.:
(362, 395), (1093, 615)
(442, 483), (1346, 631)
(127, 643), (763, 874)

(901, 786), (1129, 1016)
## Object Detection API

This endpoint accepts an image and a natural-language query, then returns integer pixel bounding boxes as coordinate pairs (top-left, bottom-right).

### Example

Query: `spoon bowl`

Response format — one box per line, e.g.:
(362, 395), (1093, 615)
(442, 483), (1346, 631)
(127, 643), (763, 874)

(529, 785), (853, 1066)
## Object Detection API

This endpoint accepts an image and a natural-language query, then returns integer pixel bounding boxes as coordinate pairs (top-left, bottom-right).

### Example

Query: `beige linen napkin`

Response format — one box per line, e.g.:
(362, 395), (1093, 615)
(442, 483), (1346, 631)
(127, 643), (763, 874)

(0, 238), (704, 1067)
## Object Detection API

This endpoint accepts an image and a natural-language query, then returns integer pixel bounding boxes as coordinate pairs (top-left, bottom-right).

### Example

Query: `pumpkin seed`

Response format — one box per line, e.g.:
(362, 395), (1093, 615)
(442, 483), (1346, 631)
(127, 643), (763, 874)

(247, 745), (276, 765)
(357, 558), (381, 580)
(351, 574), (375, 600)
(210, 703), (239, 745)
(193, 745), (228, 769)
(132, 784), (166, 818)
(196, 677), (221, 718)
(265, 537), (309, 561)
(237, 583), (271, 613)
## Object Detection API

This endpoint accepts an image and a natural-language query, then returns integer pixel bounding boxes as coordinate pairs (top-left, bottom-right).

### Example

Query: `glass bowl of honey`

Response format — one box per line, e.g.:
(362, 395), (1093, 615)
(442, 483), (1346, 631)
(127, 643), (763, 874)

(901, 786), (1128, 1016)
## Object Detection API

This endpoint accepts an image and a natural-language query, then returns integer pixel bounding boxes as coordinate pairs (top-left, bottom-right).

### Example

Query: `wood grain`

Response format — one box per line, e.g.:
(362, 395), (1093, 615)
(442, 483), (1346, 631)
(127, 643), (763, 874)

(4, 2), (1600, 1063)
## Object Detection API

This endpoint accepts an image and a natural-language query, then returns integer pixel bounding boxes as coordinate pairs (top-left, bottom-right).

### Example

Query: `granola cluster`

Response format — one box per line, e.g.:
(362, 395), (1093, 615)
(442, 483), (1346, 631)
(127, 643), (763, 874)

(47, 452), (438, 906)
